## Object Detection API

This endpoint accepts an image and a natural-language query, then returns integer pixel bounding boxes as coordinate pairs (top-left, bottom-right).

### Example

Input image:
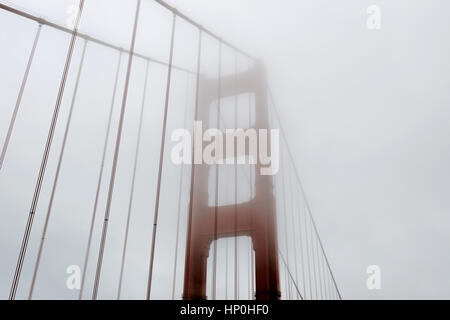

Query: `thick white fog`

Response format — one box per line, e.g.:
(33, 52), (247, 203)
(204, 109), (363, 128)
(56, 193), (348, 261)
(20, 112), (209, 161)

(0, 0), (449, 299)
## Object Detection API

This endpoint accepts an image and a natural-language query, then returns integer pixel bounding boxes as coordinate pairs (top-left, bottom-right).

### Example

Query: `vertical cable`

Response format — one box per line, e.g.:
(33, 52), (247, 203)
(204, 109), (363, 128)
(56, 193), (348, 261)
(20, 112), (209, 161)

(303, 197), (312, 299)
(315, 235), (325, 300)
(287, 161), (300, 299)
(247, 240), (251, 300)
(117, 60), (150, 300)
(309, 213), (341, 299)
(321, 258), (328, 300)
(92, 0), (141, 300)
(280, 150), (292, 299)
(146, 12), (176, 300)
(294, 180), (307, 298)
(225, 238), (228, 299)
(250, 240), (255, 300)
(233, 51), (239, 301)
(309, 208), (318, 299)
(171, 73), (191, 300)
(276, 172), (287, 299)
(78, 50), (122, 300)
(9, 0), (85, 300)
(212, 41), (222, 300)
(248, 61), (255, 301)
(29, 39), (88, 300)
(0, 23), (42, 170)
(183, 27), (202, 300)
(246, 90), (251, 303)
(324, 253), (329, 300)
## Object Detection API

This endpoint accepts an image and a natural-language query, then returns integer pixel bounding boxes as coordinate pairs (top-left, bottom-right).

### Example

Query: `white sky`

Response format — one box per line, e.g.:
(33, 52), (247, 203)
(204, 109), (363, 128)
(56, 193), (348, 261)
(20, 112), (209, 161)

(0, 0), (450, 299)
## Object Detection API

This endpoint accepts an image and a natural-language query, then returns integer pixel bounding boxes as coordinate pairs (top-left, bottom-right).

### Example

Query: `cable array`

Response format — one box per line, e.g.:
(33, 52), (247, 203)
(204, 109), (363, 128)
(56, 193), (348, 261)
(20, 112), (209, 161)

(1, 0), (341, 300)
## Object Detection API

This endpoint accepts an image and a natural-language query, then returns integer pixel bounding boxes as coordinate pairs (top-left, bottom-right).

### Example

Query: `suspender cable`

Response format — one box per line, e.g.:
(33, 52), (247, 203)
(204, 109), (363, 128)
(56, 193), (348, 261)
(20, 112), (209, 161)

(171, 73), (191, 300)
(314, 224), (322, 300)
(315, 233), (324, 300)
(250, 238), (255, 300)
(248, 61), (255, 301)
(92, 0), (141, 300)
(9, 0), (85, 300)
(29, 39), (88, 300)
(234, 166), (253, 301)
(309, 205), (318, 299)
(146, 12), (176, 300)
(247, 113), (251, 301)
(212, 41), (222, 300)
(0, 23), (42, 170)
(117, 60), (150, 300)
(247, 240), (251, 300)
(287, 160), (300, 300)
(321, 256), (328, 300)
(78, 50), (122, 300)
(280, 151), (292, 299)
(322, 256), (329, 300)
(225, 238), (229, 299)
(268, 99), (290, 299)
(233, 51), (239, 301)
(268, 89), (342, 299)
(303, 195), (312, 299)
(294, 179), (307, 298)
(184, 28), (203, 299)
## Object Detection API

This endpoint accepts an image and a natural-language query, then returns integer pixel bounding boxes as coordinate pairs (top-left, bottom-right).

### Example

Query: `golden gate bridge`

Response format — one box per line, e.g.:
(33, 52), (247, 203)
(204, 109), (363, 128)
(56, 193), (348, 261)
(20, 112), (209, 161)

(0, 0), (341, 300)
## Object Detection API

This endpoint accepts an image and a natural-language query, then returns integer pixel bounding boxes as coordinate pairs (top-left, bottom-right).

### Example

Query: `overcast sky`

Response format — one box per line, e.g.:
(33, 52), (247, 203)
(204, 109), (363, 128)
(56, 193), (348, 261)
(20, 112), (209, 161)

(0, 0), (450, 300)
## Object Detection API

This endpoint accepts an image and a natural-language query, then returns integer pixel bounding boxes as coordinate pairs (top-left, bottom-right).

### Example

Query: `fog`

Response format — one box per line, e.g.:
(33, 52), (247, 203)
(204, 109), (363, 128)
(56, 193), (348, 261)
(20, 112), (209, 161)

(0, 0), (449, 300)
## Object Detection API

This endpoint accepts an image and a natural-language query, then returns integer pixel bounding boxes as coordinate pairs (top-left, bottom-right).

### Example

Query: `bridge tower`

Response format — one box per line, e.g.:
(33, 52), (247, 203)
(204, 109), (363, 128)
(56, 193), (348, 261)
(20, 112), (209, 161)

(183, 63), (281, 300)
